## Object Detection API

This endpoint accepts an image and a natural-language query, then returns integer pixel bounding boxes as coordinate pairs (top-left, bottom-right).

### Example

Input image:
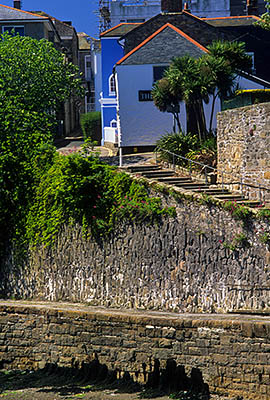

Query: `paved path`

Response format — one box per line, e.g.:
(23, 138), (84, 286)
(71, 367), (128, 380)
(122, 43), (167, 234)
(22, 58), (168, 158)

(0, 300), (270, 324)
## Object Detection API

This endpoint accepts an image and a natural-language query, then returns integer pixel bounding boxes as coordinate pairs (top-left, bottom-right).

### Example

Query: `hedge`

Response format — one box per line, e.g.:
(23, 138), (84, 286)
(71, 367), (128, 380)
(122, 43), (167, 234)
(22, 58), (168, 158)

(80, 112), (101, 143)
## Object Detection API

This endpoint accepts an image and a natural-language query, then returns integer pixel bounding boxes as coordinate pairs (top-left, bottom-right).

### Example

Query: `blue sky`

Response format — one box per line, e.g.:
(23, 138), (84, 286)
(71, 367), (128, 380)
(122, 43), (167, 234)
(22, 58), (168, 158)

(1, 0), (99, 37)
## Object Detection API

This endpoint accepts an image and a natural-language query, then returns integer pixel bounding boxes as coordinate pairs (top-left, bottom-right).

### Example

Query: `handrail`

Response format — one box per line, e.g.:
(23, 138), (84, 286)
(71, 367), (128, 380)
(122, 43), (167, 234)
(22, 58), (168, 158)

(155, 147), (270, 202)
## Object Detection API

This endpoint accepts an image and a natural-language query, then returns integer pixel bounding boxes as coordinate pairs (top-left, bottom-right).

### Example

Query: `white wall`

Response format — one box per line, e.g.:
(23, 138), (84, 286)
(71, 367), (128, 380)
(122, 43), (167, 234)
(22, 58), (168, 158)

(116, 63), (223, 146)
(116, 64), (268, 147)
(116, 64), (176, 147)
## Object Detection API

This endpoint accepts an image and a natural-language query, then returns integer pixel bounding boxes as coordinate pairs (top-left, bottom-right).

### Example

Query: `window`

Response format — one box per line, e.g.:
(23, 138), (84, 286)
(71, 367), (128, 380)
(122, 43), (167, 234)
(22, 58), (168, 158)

(85, 55), (91, 80)
(3, 26), (24, 36)
(110, 119), (117, 128)
(153, 66), (168, 83)
(247, 52), (256, 74)
(109, 74), (116, 95)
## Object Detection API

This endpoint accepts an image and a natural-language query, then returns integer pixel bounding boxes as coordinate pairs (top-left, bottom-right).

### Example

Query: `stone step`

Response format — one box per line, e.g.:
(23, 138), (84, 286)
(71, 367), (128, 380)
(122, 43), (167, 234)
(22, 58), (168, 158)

(141, 170), (176, 178)
(126, 165), (161, 173)
(157, 177), (192, 184)
(235, 200), (262, 208)
(215, 195), (247, 200)
(194, 189), (230, 195)
(175, 183), (211, 189)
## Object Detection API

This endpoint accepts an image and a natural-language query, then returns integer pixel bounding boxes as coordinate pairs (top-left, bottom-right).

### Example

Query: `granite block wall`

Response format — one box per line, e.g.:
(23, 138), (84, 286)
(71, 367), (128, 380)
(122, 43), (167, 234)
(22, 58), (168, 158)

(0, 303), (270, 400)
(217, 102), (270, 201)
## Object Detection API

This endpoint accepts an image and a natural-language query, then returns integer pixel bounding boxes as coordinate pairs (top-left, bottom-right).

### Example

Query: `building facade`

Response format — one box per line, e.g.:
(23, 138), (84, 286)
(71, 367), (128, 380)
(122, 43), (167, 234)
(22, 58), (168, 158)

(99, 1), (270, 150)
(99, 0), (266, 34)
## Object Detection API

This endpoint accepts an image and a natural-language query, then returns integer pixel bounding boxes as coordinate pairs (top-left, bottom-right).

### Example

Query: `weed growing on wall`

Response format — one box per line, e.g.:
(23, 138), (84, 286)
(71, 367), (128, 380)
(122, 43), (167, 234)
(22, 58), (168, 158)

(223, 201), (251, 221)
(26, 153), (176, 247)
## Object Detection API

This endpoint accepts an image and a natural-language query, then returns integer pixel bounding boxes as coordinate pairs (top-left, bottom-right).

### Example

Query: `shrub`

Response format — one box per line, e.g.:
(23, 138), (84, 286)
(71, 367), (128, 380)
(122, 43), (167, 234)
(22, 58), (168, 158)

(26, 153), (176, 247)
(80, 112), (101, 143)
(155, 132), (199, 164)
(186, 137), (217, 169)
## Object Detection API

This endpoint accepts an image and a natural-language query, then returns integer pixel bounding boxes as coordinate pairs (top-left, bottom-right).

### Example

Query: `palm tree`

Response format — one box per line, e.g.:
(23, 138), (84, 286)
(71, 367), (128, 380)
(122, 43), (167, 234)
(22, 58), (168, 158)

(205, 41), (252, 132)
(165, 55), (213, 140)
(152, 76), (182, 132)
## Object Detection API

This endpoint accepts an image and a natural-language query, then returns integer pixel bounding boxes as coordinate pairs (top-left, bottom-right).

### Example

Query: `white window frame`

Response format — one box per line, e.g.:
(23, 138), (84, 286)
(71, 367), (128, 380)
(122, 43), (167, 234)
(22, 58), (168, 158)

(2, 25), (25, 35)
(109, 74), (116, 96)
(110, 119), (117, 128)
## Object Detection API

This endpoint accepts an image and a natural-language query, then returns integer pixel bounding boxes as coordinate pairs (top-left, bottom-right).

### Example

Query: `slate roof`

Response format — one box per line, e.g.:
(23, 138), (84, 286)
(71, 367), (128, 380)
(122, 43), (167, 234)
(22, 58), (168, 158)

(0, 4), (47, 20)
(100, 23), (142, 38)
(204, 15), (261, 28)
(31, 11), (76, 37)
(117, 23), (207, 66)
(203, 14), (270, 82)
(121, 11), (232, 55)
(78, 32), (90, 50)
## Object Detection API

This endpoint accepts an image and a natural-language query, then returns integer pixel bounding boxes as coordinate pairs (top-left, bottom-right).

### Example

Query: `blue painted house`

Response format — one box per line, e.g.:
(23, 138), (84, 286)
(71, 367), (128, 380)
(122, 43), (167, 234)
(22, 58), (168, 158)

(99, 23), (141, 146)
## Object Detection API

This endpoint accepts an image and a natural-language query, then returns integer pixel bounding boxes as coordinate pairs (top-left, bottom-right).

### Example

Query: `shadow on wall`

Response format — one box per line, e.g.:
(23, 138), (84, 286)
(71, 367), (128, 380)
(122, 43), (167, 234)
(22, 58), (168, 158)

(0, 356), (210, 399)
(146, 358), (209, 396)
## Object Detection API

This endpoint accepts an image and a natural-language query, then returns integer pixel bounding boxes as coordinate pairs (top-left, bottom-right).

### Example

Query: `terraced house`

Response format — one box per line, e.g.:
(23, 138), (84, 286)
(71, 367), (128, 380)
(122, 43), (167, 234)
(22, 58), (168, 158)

(100, 0), (270, 152)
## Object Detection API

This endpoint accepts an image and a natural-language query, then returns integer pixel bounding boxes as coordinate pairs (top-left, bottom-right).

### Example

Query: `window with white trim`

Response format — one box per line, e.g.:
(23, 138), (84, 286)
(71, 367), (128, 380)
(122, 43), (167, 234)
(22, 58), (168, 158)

(110, 119), (117, 128)
(109, 74), (116, 96)
(3, 26), (24, 36)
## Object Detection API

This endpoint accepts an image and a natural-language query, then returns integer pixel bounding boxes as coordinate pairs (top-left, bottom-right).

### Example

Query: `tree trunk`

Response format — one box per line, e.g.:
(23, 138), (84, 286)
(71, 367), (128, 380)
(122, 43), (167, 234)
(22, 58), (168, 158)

(209, 91), (218, 134)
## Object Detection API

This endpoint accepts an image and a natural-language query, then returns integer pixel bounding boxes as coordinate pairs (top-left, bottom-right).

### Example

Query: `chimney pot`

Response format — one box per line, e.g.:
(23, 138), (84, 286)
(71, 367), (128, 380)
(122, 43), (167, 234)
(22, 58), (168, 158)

(13, 0), (21, 9)
(183, 2), (190, 12)
(161, 0), (183, 13)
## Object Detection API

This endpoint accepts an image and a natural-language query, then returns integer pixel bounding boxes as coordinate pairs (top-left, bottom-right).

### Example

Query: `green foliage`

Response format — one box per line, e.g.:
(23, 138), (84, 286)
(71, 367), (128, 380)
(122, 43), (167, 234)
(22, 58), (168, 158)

(0, 32), (82, 122)
(152, 41), (252, 137)
(186, 137), (217, 169)
(170, 391), (208, 400)
(257, 208), (270, 219)
(80, 112), (101, 141)
(0, 32), (82, 256)
(0, 103), (56, 250)
(152, 77), (181, 132)
(223, 201), (251, 221)
(255, 0), (270, 30)
(26, 154), (176, 247)
(156, 132), (199, 164)
(222, 233), (248, 251)
(259, 231), (270, 246)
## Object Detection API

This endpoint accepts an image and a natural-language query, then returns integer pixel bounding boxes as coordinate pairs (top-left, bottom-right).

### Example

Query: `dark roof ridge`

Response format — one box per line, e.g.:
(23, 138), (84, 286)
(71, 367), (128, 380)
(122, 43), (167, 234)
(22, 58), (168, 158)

(0, 3), (47, 19)
(100, 22), (142, 37)
(116, 22), (208, 66)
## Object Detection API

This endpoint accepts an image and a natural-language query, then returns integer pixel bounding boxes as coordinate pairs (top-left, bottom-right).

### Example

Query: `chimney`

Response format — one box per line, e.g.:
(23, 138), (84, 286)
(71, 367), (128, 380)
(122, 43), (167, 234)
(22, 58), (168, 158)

(183, 2), (190, 12)
(247, 0), (258, 15)
(13, 0), (21, 9)
(161, 0), (183, 13)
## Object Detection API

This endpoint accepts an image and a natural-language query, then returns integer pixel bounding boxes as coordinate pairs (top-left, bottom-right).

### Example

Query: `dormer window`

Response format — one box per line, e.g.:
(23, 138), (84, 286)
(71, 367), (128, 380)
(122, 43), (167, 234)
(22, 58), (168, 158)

(109, 74), (116, 96)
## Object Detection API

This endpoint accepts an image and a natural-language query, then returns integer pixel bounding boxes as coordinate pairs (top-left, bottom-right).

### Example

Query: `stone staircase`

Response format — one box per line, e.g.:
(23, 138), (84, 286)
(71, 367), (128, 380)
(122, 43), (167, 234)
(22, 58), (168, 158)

(125, 164), (262, 208)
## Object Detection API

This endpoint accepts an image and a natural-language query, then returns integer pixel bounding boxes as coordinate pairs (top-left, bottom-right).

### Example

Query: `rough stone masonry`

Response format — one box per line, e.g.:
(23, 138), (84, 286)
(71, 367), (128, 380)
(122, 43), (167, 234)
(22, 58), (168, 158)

(217, 102), (270, 201)
(0, 302), (270, 400)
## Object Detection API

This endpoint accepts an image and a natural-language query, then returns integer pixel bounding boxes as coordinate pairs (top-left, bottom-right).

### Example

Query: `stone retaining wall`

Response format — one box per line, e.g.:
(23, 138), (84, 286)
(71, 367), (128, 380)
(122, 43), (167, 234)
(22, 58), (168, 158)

(217, 102), (270, 201)
(0, 303), (270, 400)
(1, 194), (270, 313)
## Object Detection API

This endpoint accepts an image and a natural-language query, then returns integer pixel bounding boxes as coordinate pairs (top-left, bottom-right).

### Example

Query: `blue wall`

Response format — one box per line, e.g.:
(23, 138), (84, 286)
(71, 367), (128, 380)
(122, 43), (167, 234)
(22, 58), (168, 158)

(103, 106), (117, 127)
(101, 38), (124, 98)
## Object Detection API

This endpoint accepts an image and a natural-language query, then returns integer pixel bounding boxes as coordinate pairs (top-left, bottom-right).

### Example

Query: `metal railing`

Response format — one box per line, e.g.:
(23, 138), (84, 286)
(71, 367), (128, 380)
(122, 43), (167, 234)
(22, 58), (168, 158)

(155, 147), (270, 204)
